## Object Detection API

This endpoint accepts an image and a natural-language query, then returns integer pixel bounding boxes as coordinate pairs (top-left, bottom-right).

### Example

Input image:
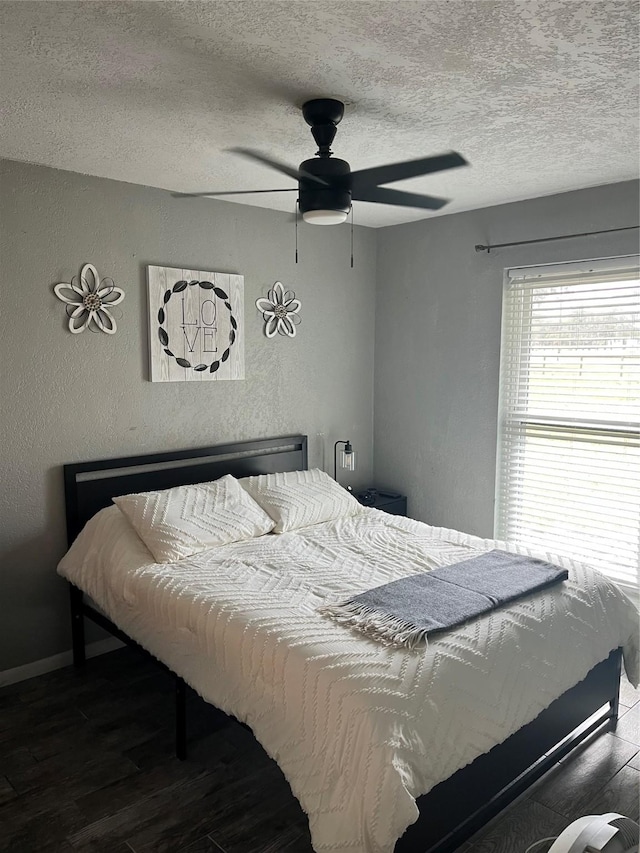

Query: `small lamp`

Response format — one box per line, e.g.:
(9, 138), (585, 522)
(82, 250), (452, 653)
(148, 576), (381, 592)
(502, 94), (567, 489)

(334, 439), (356, 481)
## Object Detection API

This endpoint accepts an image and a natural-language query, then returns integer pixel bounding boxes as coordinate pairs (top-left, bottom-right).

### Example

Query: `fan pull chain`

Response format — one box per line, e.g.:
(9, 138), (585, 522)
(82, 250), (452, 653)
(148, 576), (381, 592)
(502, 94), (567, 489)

(350, 205), (354, 268)
(295, 199), (299, 264)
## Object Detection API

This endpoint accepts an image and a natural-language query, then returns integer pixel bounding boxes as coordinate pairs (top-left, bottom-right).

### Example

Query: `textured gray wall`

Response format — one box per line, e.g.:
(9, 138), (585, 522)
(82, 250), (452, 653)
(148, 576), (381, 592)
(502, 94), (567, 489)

(0, 159), (376, 671)
(374, 181), (639, 538)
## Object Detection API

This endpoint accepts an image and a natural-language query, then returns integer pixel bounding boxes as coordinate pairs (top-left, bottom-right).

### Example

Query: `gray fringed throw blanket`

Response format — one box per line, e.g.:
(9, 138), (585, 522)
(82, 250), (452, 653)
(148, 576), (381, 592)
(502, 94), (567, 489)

(319, 550), (569, 649)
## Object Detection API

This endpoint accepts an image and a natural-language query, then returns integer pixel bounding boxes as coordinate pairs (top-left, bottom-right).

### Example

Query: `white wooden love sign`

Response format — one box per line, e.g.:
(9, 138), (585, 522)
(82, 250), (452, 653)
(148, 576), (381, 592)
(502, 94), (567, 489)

(147, 265), (244, 382)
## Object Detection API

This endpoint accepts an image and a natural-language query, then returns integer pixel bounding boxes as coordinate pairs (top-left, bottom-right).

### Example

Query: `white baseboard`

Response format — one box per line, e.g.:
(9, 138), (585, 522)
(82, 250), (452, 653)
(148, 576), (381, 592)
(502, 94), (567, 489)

(0, 637), (125, 688)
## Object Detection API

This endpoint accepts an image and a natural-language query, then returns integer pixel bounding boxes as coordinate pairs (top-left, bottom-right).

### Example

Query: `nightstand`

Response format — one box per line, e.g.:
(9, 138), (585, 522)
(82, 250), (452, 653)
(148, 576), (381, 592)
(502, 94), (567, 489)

(355, 489), (407, 517)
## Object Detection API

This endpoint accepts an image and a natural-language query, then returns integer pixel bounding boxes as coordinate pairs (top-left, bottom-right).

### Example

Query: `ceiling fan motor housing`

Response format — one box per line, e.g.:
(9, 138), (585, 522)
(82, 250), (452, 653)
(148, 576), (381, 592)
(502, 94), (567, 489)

(298, 156), (352, 217)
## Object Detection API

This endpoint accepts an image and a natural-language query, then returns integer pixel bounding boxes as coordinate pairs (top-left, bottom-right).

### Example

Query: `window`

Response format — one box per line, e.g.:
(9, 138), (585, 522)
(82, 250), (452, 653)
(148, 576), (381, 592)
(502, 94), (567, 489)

(495, 256), (640, 593)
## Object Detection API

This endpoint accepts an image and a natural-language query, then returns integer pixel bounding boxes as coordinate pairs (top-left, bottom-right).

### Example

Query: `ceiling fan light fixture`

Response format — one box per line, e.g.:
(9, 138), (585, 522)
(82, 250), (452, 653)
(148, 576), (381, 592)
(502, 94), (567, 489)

(302, 209), (349, 225)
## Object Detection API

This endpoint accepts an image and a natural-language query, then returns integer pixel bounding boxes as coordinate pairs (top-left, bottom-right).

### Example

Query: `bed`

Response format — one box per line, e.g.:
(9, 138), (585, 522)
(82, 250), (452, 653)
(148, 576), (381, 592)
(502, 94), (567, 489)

(58, 434), (639, 853)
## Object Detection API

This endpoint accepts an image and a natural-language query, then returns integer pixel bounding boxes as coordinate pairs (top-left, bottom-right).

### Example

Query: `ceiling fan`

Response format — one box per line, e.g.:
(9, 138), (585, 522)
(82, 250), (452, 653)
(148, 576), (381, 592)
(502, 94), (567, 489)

(174, 98), (468, 225)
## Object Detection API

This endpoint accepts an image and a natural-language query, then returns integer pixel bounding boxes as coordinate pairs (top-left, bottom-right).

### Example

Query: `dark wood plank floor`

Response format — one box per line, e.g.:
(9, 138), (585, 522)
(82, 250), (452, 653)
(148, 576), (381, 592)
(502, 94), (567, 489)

(0, 648), (638, 853)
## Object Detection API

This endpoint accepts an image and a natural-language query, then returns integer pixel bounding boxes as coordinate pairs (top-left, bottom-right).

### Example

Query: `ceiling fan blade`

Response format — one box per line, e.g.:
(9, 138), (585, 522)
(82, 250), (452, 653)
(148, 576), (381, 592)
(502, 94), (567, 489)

(172, 188), (298, 198)
(351, 185), (449, 210)
(227, 147), (328, 186)
(350, 151), (467, 189)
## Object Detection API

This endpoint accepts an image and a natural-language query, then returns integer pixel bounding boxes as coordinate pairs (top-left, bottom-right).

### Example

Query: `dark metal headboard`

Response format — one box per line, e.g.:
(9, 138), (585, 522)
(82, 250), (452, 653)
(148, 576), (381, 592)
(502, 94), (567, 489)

(63, 434), (308, 545)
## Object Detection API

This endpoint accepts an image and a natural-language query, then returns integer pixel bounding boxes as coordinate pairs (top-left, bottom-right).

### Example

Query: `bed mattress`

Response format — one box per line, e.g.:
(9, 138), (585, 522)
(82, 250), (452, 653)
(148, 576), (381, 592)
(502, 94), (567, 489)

(58, 505), (639, 853)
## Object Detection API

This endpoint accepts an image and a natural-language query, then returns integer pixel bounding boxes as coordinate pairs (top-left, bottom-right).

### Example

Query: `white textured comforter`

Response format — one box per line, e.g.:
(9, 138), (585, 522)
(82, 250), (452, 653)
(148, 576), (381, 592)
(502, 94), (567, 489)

(58, 506), (639, 853)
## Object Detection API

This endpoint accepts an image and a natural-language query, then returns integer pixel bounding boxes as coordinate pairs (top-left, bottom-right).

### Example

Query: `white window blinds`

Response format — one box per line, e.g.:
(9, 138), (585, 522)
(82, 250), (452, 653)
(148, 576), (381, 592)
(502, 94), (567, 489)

(495, 256), (640, 591)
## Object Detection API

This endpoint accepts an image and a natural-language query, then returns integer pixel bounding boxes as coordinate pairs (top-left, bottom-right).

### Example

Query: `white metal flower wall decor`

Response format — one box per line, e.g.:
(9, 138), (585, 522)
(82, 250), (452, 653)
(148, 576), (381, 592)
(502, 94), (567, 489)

(54, 263), (125, 334)
(256, 281), (301, 338)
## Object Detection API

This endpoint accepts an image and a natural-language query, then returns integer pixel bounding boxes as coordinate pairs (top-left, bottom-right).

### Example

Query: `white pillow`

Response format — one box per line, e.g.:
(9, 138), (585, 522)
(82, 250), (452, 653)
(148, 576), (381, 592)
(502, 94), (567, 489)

(113, 474), (275, 562)
(239, 468), (362, 533)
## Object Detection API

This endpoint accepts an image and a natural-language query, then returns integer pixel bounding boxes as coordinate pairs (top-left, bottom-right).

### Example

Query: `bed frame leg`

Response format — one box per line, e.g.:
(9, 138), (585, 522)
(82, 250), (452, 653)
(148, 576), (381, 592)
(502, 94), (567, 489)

(176, 677), (187, 760)
(69, 585), (86, 668)
(610, 651), (623, 731)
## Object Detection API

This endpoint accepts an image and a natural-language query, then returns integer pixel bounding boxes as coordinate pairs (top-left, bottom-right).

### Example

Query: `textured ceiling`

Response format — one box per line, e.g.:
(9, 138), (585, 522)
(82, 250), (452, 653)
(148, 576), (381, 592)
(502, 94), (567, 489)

(1, 1), (638, 227)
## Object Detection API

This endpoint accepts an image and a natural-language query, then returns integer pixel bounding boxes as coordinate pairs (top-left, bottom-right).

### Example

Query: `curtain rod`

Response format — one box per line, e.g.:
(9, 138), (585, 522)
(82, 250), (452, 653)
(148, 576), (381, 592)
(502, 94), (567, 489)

(475, 225), (639, 253)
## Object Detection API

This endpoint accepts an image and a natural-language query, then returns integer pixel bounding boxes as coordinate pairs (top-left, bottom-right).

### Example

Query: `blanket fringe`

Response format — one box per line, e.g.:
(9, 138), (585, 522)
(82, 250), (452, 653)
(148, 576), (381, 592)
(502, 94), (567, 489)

(318, 601), (428, 649)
